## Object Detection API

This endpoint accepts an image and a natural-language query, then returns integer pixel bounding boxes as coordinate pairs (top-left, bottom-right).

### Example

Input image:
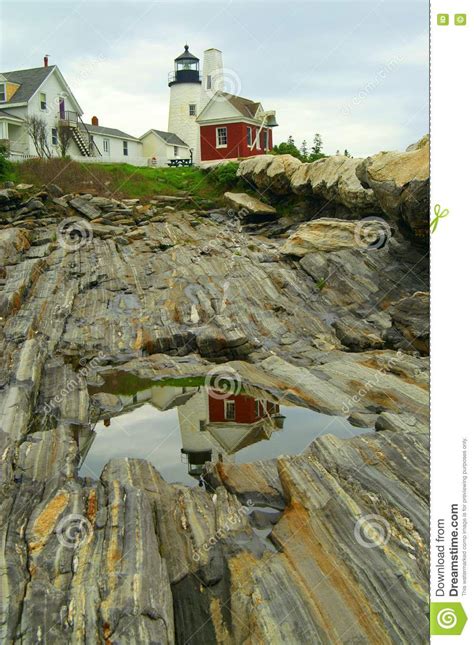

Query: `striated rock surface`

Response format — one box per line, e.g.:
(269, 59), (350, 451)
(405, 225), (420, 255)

(0, 181), (429, 643)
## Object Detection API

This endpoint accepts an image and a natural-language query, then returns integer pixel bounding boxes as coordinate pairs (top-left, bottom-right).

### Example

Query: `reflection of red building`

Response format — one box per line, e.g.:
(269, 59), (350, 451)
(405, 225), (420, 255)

(208, 393), (279, 424)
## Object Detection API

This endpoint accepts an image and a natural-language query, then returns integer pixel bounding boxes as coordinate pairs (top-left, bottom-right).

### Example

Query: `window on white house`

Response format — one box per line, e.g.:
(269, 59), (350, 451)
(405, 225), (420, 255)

(51, 128), (58, 145)
(225, 400), (236, 420)
(189, 104), (196, 116)
(207, 75), (212, 90)
(174, 145), (179, 156)
(40, 92), (47, 110)
(216, 127), (227, 147)
(246, 127), (252, 147)
(103, 139), (109, 153)
(123, 140), (128, 156)
(0, 83), (6, 102)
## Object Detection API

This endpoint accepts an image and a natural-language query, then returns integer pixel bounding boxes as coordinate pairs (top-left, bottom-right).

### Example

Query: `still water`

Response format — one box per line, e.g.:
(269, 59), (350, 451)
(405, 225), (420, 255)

(80, 385), (372, 486)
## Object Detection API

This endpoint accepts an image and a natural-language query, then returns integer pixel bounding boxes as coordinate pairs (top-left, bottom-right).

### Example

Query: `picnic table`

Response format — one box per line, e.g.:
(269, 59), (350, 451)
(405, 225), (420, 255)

(167, 158), (193, 167)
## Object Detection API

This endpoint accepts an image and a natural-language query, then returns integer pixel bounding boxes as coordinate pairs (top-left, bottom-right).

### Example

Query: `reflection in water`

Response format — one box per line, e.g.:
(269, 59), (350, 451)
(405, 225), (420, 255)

(80, 385), (372, 486)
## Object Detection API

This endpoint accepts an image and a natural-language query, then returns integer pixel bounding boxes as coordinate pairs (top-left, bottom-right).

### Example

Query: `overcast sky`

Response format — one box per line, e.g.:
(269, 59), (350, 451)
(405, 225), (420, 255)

(0, 0), (428, 157)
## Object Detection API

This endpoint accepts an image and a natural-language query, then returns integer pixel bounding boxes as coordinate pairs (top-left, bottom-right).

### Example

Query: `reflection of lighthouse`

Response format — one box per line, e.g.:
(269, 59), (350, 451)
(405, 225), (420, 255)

(168, 45), (223, 163)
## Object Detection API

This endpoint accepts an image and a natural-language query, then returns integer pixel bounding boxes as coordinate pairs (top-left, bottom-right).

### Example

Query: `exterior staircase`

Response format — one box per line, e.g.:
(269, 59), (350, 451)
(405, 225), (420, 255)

(71, 127), (92, 157)
(58, 110), (102, 158)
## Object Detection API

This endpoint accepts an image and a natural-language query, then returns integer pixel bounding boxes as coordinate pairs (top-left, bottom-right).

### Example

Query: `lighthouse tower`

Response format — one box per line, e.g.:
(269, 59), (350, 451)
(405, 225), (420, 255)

(167, 45), (202, 161)
(168, 45), (224, 163)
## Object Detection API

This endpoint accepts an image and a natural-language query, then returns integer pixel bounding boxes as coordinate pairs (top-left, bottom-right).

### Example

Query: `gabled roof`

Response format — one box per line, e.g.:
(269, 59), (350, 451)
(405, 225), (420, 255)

(196, 91), (263, 123)
(79, 122), (140, 141)
(141, 129), (189, 147)
(0, 65), (83, 114)
(0, 65), (54, 104)
(219, 92), (261, 118)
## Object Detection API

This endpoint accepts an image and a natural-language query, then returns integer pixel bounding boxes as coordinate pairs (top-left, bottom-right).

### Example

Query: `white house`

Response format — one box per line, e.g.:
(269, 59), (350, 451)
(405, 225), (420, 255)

(140, 129), (191, 166)
(0, 57), (147, 165)
(0, 59), (147, 165)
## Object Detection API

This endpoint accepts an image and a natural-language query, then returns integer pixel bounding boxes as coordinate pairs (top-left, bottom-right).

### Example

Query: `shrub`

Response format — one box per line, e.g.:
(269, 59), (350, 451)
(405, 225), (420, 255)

(0, 143), (12, 181)
(209, 161), (240, 187)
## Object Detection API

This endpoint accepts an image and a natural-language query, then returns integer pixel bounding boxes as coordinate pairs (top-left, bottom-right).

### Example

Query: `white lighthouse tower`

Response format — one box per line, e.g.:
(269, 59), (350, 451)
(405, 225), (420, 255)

(168, 45), (224, 164)
(167, 45), (202, 163)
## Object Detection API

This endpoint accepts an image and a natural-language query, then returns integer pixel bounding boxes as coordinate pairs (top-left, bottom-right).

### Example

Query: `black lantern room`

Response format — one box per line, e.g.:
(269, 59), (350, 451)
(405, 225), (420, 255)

(168, 45), (201, 86)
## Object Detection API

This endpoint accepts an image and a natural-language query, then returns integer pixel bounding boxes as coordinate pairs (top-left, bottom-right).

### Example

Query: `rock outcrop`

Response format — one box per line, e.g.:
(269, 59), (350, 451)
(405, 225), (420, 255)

(356, 137), (429, 238)
(0, 178), (429, 644)
(237, 137), (430, 239)
(281, 217), (390, 255)
(223, 192), (277, 218)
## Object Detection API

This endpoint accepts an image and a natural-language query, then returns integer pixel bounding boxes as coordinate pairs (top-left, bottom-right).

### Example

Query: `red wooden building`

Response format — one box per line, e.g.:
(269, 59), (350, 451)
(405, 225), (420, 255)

(208, 392), (279, 424)
(197, 92), (277, 163)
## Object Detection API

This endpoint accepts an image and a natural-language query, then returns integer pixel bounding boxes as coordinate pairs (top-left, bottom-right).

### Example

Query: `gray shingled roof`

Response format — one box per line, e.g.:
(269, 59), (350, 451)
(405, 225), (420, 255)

(1, 66), (54, 104)
(219, 93), (261, 118)
(79, 123), (140, 141)
(150, 130), (189, 147)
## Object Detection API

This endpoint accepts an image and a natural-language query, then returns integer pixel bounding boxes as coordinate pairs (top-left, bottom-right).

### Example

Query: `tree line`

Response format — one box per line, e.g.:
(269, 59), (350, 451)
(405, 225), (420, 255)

(272, 133), (351, 162)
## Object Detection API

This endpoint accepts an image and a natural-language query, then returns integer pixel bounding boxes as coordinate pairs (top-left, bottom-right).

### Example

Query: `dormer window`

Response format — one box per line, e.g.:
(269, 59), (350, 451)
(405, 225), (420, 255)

(189, 104), (196, 116)
(0, 83), (6, 102)
(40, 92), (47, 110)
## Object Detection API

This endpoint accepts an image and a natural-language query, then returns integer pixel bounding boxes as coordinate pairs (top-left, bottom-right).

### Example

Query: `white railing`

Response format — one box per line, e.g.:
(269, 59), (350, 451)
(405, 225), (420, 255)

(69, 154), (150, 167)
(8, 151), (39, 162)
(7, 150), (174, 169)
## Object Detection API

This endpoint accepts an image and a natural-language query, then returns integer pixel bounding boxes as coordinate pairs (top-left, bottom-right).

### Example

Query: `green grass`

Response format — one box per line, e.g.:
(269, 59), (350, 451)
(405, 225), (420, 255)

(11, 158), (226, 202)
(89, 371), (207, 396)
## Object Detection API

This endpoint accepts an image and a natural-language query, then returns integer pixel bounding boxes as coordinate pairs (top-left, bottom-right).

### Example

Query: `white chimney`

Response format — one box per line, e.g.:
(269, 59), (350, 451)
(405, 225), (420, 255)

(199, 48), (224, 110)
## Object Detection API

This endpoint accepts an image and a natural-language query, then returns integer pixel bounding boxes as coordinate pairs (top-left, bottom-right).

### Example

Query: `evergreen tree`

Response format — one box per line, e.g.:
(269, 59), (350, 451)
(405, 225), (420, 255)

(300, 140), (308, 161)
(311, 133), (323, 155)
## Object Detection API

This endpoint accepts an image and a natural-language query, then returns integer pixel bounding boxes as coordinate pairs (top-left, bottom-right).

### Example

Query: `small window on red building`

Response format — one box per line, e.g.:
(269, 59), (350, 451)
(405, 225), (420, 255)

(216, 127), (227, 147)
(263, 129), (269, 150)
(255, 399), (260, 417)
(246, 127), (252, 147)
(225, 400), (236, 420)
